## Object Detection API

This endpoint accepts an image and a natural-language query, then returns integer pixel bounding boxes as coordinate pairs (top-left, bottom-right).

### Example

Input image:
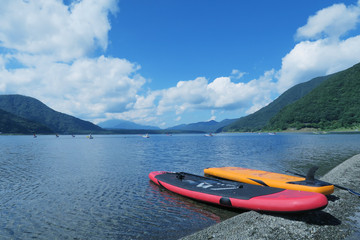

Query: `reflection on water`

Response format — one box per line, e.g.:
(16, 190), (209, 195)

(0, 133), (360, 239)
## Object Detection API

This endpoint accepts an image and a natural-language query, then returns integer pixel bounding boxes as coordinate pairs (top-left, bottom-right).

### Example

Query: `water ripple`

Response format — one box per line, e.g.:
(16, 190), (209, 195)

(0, 134), (360, 239)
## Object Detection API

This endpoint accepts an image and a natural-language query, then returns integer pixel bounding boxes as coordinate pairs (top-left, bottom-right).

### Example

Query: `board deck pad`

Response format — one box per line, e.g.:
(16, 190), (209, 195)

(149, 171), (328, 213)
(204, 167), (334, 195)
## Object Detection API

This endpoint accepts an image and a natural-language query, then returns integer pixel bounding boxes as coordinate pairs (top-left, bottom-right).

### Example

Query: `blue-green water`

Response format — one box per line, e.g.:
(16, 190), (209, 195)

(1, 133), (360, 239)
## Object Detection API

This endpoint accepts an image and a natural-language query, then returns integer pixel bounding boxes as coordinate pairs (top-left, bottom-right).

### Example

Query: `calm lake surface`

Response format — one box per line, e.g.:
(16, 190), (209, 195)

(1, 133), (360, 239)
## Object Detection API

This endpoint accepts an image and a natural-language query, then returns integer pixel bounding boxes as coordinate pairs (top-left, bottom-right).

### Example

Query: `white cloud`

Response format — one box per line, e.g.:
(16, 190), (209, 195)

(122, 0), (360, 127)
(156, 77), (209, 115)
(0, 56), (145, 118)
(296, 3), (360, 40)
(277, 1), (360, 93)
(208, 115), (216, 121)
(208, 77), (250, 108)
(0, 0), (118, 62)
(2, 0), (360, 129)
(231, 69), (246, 79)
(0, 0), (148, 121)
(147, 1), (360, 126)
(99, 68), (277, 127)
(122, 70), (276, 123)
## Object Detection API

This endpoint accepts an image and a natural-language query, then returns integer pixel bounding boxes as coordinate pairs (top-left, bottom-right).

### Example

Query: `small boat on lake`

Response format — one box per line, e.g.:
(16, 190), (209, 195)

(142, 133), (150, 138)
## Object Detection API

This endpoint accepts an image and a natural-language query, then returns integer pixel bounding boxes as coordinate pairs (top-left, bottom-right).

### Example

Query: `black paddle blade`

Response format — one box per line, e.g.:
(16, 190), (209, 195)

(306, 166), (319, 182)
(287, 167), (360, 197)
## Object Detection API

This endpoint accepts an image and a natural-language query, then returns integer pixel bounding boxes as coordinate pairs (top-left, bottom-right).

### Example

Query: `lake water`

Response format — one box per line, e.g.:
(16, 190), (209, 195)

(1, 133), (360, 239)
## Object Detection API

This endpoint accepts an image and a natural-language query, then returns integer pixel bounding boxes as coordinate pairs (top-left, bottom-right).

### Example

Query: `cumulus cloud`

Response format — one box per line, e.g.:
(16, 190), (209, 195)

(157, 77), (209, 115)
(277, 36), (360, 92)
(0, 56), (145, 118)
(0, 0), (118, 61)
(2, 0), (360, 128)
(276, 1), (360, 92)
(0, 0), (279, 127)
(296, 3), (360, 40)
(209, 110), (216, 121)
(111, 0), (360, 126)
(0, 0), (147, 120)
(231, 69), (246, 79)
(117, 70), (276, 125)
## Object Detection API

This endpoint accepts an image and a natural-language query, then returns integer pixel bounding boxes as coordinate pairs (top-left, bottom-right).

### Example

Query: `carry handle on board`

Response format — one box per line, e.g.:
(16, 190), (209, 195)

(286, 166), (360, 197)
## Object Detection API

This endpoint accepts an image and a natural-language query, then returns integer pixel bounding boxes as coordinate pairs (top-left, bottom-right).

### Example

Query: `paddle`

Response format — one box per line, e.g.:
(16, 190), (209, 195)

(286, 167), (360, 197)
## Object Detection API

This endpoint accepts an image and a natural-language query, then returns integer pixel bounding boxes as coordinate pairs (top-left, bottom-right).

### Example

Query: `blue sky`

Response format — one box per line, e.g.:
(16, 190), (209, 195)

(109, 0), (332, 89)
(1, 0), (360, 128)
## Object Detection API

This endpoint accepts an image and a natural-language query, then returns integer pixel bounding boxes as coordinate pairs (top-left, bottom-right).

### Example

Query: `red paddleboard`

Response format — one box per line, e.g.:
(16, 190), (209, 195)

(149, 171), (328, 213)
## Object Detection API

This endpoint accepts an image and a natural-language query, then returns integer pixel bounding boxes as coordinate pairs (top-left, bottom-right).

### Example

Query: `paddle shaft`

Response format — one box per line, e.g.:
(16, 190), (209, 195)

(286, 170), (360, 197)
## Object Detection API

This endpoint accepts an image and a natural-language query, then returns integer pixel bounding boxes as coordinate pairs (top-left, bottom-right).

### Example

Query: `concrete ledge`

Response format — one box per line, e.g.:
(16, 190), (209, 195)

(180, 154), (360, 240)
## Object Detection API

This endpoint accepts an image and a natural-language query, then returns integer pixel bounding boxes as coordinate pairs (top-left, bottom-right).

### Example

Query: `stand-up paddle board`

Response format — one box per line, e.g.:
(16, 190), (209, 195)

(204, 167), (334, 195)
(149, 171), (328, 213)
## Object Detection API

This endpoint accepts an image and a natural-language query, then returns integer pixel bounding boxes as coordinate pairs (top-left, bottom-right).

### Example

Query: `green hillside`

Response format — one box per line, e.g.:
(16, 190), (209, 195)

(222, 74), (330, 132)
(265, 63), (360, 131)
(169, 119), (236, 133)
(0, 108), (53, 134)
(0, 95), (103, 134)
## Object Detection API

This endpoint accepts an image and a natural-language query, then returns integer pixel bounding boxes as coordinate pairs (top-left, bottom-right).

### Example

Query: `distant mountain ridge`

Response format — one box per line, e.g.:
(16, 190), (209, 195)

(222, 74), (332, 132)
(168, 119), (236, 132)
(0, 95), (103, 134)
(3, 62), (358, 134)
(98, 119), (160, 130)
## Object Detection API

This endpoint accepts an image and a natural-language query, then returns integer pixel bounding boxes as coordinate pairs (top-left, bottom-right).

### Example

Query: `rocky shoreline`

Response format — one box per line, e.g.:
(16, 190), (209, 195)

(180, 154), (360, 240)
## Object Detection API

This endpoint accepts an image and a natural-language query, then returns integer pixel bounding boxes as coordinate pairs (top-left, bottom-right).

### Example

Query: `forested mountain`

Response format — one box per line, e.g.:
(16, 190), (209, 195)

(222, 74), (331, 132)
(0, 95), (103, 134)
(98, 119), (160, 130)
(0, 108), (53, 134)
(168, 119), (236, 133)
(265, 63), (360, 131)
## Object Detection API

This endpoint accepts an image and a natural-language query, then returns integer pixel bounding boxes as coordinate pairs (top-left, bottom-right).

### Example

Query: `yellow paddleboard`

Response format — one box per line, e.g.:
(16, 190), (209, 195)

(204, 167), (334, 195)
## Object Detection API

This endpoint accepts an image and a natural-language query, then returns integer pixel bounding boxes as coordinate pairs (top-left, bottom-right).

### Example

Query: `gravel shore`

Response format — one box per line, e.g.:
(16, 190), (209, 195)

(180, 154), (360, 240)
